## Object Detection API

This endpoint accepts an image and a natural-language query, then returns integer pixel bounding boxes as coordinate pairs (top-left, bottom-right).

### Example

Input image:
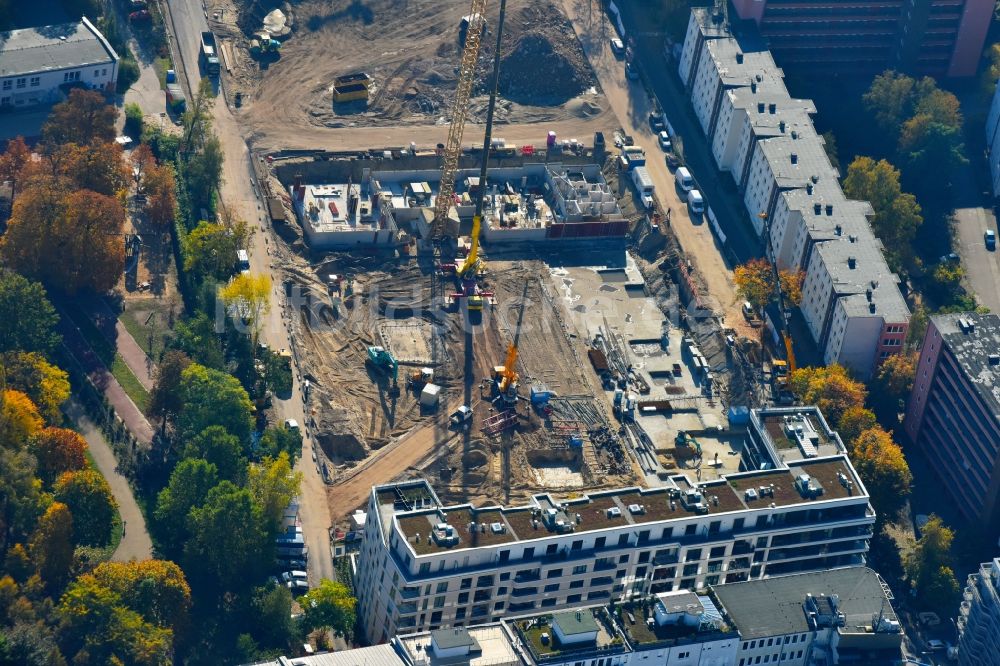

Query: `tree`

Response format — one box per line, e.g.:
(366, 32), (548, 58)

(913, 88), (962, 129)
(148, 350), (192, 423)
(54, 469), (117, 547)
(904, 515), (960, 610)
(875, 351), (917, 404)
(30, 427), (88, 486)
(0, 136), (31, 205)
(821, 131), (840, 172)
(177, 363), (253, 444)
(1, 184), (126, 295)
(929, 261), (966, 306)
(251, 583), (299, 649)
(2, 352), (70, 422)
(778, 269), (804, 306)
(899, 118), (967, 195)
(153, 458), (219, 556)
(247, 452), (301, 532)
(836, 406), (878, 448)
(843, 157), (922, 270)
(0, 272), (59, 355)
(850, 427), (912, 518)
(182, 221), (239, 280)
(185, 135), (224, 212)
(734, 258), (774, 313)
(130, 143), (155, 193)
(30, 502), (73, 590)
(172, 312), (225, 370)
(788, 365), (867, 426)
(0, 447), (45, 553)
(220, 273), (271, 349)
(183, 426), (246, 483)
(144, 162), (177, 228)
(259, 425), (302, 462)
(906, 304), (929, 349)
(53, 141), (129, 197)
(299, 579), (357, 640)
(90, 560), (191, 634)
(41, 89), (116, 146)
(0, 389), (43, 450)
(863, 71), (918, 136)
(184, 481), (269, 595)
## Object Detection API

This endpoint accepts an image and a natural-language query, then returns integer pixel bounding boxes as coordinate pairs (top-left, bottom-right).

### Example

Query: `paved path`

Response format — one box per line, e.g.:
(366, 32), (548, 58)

(65, 400), (153, 562)
(58, 305), (155, 446)
(87, 299), (158, 392)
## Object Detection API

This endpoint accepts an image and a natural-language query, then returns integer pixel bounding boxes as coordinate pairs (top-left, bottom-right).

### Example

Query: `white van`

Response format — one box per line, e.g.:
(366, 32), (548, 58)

(237, 249), (250, 273)
(675, 167), (694, 193)
(687, 189), (704, 215)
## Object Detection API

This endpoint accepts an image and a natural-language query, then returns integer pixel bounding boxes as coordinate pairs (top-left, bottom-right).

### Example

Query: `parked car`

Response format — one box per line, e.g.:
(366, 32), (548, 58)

(284, 418), (299, 431)
(277, 558), (307, 569)
(128, 9), (151, 22)
(657, 131), (671, 151)
(625, 62), (638, 80)
(648, 111), (665, 132)
(610, 38), (625, 57)
(281, 571), (308, 584)
(286, 579), (309, 593)
(687, 189), (705, 216)
(986, 229), (996, 250)
(675, 167), (694, 193)
(926, 639), (946, 652)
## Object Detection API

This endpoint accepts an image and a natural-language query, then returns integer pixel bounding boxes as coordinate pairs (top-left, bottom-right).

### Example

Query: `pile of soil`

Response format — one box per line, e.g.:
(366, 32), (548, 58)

(499, 32), (592, 105)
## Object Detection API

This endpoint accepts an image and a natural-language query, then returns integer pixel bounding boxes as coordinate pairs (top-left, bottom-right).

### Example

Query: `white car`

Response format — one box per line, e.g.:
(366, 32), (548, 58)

(658, 131), (671, 151)
(284, 419), (299, 431)
(281, 570), (308, 583)
(610, 38), (625, 57)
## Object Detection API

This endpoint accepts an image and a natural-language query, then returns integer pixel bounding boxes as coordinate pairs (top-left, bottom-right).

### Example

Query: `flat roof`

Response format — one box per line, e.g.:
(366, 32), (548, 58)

(932, 313), (1000, 419)
(381, 455), (866, 555)
(432, 628), (477, 649)
(0, 17), (118, 78)
(398, 625), (524, 666)
(712, 567), (897, 640)
(814, 239), (909, 321)
(515, 608), (623, 658)
(246, 645), (402, 666)
(553, 610), (600, 636)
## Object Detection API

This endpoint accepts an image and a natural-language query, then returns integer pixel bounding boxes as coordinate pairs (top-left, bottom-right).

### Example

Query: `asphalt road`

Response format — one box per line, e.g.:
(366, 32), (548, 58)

(954, 206), (1000, 313)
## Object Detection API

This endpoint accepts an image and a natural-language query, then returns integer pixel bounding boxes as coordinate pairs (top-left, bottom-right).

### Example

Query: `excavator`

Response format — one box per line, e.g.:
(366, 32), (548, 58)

(366, 345), (400, 396)
(432, 0), (508, 313)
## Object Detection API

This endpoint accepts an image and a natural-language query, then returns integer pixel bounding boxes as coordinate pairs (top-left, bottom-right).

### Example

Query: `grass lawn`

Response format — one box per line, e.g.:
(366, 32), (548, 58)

(120, 301), (176, 363)
(112, 354), (151, 413)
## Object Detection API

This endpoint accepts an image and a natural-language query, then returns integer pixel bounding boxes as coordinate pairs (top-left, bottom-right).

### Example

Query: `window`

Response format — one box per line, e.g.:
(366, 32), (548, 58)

(569, 580), (584, 589)
(638, 551), (650, 563)
(661, 527), (673, 539)
(476, 575), (493, 587)
(16, 78), (26, 89)
(635, 566), (647, 577)
(750, 641), (756, 649)
(419, 563), (430, 574)
(430, 611), (442, 623)
(494, 601), (505, 610)
(685, 524), (697, 536)
(523, 547), (534, 559)
(460, 578), (472, 590)
(595, 536), (606, 548)
(572, 565), (587, 575)
(500, 573), (510, 581)
(618, 534), (629, 546)
(678, 652), (689, 659)
(571, 540), (583, 551)
(567, 594), (582, 603)
(683, 564), (698, 576)
(547, 568), (563, 579)
(455, 608), (466, 620)
(544, 583), (559, 592)
(2, 80), (11, 90)
(541, 598), (557, 607)
(497, 587), (507, 595)
(710, 545), (726, 558)
(94, 69), (100, 77)
(618, 554), (629, 563)
(458, 592), (469, 604)
(102, 68), (107, 75)
(686, 548), (702, 562)
(767, 638), (773, 647)
(499, 550), (510, 563)
(29, 77), (39, 87)
(433, 596), (445, 608)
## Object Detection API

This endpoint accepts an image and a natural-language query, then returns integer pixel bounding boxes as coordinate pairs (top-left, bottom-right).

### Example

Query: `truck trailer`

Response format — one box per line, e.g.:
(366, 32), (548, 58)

(200, 31), (220, 75)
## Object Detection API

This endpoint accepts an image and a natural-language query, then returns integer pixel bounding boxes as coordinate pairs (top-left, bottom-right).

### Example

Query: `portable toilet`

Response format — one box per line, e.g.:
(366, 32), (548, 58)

(530, 386), (552, 405)
(547, 131), (557, 148)
(420, 383), (442, 409)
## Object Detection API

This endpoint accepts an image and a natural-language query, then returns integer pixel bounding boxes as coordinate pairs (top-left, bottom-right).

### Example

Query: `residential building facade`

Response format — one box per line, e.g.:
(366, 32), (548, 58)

(356, 406), (875, 642)
(678, 9), (909, 379)
(957, 557), (1000, 666)
(728, 0), (992, 77)
(904, 313), (1000, 532)
(986, 83), (1000, 197)
(0, 17), (118, 108)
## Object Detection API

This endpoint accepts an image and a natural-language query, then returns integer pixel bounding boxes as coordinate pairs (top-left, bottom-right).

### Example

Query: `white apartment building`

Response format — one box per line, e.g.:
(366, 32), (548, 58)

(0, 17), (118, 108)
(957, 557), (1000, 666)
(356, 407), (875, 643)
(678, 8), (909, 378)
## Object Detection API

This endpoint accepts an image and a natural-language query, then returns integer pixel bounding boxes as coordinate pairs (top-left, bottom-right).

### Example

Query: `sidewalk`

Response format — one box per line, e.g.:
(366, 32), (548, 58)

(65, 400), (153, 562)
(58, 307), (155, 446)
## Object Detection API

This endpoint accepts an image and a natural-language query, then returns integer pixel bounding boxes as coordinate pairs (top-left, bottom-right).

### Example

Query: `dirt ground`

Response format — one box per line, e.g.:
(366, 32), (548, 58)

(205, 0), (609, 150)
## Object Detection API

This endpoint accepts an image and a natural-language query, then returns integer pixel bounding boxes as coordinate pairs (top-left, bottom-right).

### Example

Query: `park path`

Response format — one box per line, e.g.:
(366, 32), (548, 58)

(65, 401), (153, 562)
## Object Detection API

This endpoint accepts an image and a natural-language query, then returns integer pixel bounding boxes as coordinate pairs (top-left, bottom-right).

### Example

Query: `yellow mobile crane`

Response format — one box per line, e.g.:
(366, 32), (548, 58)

(434, 0), (509, 312)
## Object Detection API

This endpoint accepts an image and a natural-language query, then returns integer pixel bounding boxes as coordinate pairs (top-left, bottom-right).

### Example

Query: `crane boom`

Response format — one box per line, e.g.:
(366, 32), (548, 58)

(431, 1), (489, 240)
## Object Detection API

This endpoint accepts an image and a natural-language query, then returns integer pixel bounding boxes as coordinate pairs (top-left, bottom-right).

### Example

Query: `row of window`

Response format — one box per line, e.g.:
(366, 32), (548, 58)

(1, 67), (109, 91)
(738, 651), (805, 665)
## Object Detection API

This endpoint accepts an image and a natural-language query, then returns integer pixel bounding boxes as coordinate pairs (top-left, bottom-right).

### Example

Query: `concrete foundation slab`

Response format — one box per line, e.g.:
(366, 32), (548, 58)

(378, 321), (435, 365)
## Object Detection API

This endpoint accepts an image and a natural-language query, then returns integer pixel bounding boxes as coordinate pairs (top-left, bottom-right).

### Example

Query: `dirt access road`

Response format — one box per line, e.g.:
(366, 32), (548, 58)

(559, 0), (744, 329)
(163, 0), (335, 586)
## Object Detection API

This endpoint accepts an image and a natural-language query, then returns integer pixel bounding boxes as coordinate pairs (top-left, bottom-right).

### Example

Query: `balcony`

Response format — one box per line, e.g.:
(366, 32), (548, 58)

(398, 602), (417, 615)
(594, 559), (616, 572)
(399, 587), (420, 600)
(591, 576), (615, 586)
(515, 570), (541, 583)
(511, 586), (538, 597)
(654, 553), (680, 565)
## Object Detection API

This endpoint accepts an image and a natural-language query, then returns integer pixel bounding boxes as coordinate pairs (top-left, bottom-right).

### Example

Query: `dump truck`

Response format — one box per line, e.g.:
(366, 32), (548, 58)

(200, 31), (220, 75)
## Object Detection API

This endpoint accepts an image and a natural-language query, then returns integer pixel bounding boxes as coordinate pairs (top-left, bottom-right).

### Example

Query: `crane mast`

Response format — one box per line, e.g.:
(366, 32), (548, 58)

(431, 0), (490, 241)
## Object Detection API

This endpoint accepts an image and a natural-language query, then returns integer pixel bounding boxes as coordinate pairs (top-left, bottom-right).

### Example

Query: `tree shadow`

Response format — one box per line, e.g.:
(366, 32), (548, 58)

(306, 0), (375, 32)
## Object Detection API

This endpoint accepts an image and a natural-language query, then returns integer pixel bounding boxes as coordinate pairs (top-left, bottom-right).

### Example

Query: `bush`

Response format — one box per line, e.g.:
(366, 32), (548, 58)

(124, 103), (143, 138)
(117, 58), (140, 94)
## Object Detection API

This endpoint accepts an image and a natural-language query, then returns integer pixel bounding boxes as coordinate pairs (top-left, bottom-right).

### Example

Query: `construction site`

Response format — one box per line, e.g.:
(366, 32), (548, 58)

(206, 0), (777, 526)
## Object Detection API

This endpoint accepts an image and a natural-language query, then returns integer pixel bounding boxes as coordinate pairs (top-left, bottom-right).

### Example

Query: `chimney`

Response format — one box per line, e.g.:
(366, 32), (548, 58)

(780, 121), (786, 133)
(768, 103), (777, 114)
(790, 153), (797, 164)
(758, 102), (765, 113)
(736, 52), (744, 64)
(814, 203), (822, 215)
(848, 256), (857, 269)
(849, 234), (858, 243)
(825, 204), (833, 216)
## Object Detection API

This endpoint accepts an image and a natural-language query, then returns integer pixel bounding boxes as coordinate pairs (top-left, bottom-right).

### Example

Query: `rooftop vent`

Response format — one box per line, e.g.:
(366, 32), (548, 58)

(849, 235), (858, 243)
(790, 153), (797, 164)
(791, 130), (798, 140)
(825, 204), (833, 216)
(751, 81), (757, 93)
(768, 103), (777, 114)
(958, 318), (976, 334)
(869, 303), (877, 313)
(607, 506), (622, 518)
(835, 224), (842, 236)
(736, 52), (744, 64)
(848, 256), (857, 269)
(866, 289), (873, 302)
(989, 354), (1000, 366)
(780, 121), (787, 133)
(806, 183), (813, 195)
(758, 102), (765, 113)
(814, 203), (822, 215)
(795, 474), (824, 499)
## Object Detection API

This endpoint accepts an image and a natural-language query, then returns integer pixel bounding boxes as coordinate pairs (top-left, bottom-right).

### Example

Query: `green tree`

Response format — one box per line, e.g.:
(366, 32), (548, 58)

(821, 130), (840, 172)
(185, 135), (224, 212)
(251, 584), (299, 649)
(862, 71), (937, 141)
(177, 363), (253, 443)
(30, 502), (73, 591)
(53, 469), (117, 547)
(248, 452), (301, 532)
(299, 579), (357, 640)
(0, 272), (59, 356)
(259, 425), (302, 462)
(153, 458), (219, 556)
(874, 351), (917, 404)
(41, 89), (117, 147)
(172, 313), (225, 370)
(842, 157), (923, 270)
(184, 481), (269, 595)
(0, 447), (45, 553)
(183, 426), (246, 483)
(850, 427), (912, 518)
(904, 515), (961, 610)
(899, 117), (967, 195)
(182, 221), (239, 280)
